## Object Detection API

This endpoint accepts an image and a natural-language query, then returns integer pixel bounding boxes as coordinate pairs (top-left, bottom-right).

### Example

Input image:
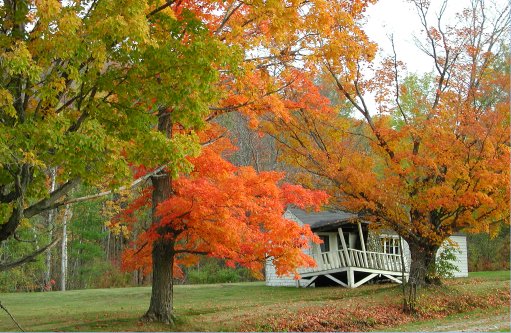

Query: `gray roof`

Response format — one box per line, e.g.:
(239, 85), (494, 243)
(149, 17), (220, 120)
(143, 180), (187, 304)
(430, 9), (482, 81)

(288, 208), (467, 237)
(288, 207), (361, 231)
(380, 229), (466, 237)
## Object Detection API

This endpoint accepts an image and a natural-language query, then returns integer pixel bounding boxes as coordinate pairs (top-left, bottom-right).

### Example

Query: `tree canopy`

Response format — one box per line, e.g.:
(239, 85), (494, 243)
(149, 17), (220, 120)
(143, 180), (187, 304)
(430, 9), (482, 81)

(263, 0), (510, 286)
(0, 0), (232, 253)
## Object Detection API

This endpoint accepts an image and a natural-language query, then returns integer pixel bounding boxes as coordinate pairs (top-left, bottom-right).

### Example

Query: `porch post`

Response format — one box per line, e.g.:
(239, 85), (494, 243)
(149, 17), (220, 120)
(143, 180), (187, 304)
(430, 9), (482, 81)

(347, 267), (355, 288)
(357, 222), (368, 267)
(338, 227), (351, 266)
(312, 243), (324, 270)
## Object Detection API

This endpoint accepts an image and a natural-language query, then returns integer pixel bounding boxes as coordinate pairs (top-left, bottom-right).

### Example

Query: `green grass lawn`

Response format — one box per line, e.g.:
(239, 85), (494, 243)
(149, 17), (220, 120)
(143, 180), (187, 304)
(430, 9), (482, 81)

(0, 271), (508, 332)
(469, 270), (510, 280)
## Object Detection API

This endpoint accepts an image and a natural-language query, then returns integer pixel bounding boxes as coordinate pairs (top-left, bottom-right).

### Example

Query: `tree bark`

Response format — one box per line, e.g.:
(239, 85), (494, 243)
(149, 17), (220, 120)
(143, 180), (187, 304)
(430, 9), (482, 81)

(61, 203), (72, 291)
(401, 240), (439, 313)
(407, 241), (440, 287)
(141, 171), (175, 324)
(142, 237), (175, 324)
(44, 167), (57, 288)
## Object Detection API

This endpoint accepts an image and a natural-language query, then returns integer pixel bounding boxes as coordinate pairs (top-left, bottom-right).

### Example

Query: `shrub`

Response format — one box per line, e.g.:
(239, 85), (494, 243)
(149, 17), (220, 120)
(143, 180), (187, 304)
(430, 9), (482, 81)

(183, 257), (256, 284)
(435, 244), (460, 279)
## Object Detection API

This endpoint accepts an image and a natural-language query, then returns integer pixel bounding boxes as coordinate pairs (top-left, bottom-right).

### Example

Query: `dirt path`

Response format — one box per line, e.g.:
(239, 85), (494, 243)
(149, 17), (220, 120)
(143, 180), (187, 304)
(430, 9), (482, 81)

(423, 313), (510, 332)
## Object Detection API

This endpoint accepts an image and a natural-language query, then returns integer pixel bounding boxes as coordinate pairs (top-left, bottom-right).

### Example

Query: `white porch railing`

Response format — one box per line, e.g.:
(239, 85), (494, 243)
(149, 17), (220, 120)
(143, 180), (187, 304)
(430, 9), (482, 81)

(301, 249), (407, 273)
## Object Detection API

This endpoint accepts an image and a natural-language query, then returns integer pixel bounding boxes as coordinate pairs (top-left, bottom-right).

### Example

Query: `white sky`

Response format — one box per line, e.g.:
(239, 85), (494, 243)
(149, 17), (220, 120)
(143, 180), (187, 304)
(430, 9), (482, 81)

(365, 0), (430, 74)
(358, 0), (507, 113)
(364, 0), (506, 74)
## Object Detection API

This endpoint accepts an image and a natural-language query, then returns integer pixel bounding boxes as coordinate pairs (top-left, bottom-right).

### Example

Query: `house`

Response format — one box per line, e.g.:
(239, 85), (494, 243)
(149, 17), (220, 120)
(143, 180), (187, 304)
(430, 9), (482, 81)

(265, 208), (468, 288)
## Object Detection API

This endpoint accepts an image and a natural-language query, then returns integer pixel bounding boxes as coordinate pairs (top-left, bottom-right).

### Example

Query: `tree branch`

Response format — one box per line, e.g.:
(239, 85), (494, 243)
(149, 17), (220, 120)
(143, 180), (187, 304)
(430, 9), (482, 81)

(23, 178), (80, 219)
(0, 164), (33, 242)
(54, 164), (170, 208)
(0, 237), (61, 272)
(0, 301), (24, 332)
(146, 0), (176, 18)
(214, 1), (243, 35)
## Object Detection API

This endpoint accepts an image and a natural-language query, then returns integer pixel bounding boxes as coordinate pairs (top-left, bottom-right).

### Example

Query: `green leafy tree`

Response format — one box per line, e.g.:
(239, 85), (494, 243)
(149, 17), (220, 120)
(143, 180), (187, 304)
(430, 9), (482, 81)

(0, 1), (232, 271)
(0, 223), (47, 291)
(67, 187), (110, 290)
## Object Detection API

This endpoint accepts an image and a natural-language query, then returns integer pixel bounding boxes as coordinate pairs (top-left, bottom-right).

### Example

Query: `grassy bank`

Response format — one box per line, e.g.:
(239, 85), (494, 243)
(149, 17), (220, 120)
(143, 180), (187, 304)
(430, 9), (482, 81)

(0, 271), (508, 331)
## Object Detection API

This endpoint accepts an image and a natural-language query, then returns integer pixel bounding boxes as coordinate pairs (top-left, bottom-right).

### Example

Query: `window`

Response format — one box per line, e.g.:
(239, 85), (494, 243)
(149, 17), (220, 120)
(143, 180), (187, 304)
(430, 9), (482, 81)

(319, 235), (330, 253)
(381, 237), (400, 255)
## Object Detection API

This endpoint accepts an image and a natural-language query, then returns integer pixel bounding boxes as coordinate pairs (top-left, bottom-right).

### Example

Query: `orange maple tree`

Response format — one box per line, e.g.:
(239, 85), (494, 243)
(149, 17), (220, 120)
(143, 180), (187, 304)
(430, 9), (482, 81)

(115, 127), (328, 318)
(263, 0), (510, 290)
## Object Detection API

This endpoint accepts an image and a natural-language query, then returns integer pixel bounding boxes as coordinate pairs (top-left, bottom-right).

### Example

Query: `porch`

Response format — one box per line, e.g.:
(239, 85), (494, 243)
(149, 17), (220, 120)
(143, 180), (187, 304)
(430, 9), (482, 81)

(291, 209), (409, 288)
(298, 248), (408, 288)
(265, 208), (411, 289)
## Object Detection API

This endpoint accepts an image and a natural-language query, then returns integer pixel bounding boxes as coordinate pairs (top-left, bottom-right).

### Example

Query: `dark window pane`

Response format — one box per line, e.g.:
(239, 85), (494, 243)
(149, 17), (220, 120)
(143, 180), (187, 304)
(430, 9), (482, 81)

(319, 235), (330, 252)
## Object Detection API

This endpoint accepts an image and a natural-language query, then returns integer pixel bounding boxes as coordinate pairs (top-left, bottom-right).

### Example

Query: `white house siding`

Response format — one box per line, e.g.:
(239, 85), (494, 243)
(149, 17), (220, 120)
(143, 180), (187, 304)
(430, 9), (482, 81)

(438, 235), (468, 277)
(265, 210), (310, 287)
(398, 235), (468, 278)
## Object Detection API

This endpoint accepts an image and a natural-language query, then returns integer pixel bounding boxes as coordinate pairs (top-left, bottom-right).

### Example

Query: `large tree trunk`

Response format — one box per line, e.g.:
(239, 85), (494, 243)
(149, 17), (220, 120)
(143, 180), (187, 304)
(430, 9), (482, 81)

(407, 241), (440, 287)
(141, 171), (175, 324)
(142, 237), (175, 324)
(402, 240), (440, 313)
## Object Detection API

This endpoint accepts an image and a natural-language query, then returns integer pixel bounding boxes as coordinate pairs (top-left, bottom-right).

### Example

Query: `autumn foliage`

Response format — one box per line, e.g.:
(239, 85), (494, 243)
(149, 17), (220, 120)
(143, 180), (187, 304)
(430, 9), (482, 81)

(4, 0), (509, 326)
(263, 0), (510, 287)
(118, 128), (328, 279)
(112, 0), (375, 323)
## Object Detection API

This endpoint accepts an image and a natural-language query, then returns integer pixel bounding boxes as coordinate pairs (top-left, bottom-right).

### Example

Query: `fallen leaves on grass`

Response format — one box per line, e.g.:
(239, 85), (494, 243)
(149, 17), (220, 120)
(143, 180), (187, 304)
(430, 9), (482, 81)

(444, 278), (484, 286)
(241, 287), (510, 332)
(241, 304), (412, 332)
(417, 287), (509, 319)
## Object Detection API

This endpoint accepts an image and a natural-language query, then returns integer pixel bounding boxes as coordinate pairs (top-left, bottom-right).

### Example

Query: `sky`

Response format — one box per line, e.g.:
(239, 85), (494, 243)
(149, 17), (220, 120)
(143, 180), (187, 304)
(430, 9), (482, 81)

(365, 0), (431, 74)
(363, 0), (507, 74)
(358, 0), (508, 112)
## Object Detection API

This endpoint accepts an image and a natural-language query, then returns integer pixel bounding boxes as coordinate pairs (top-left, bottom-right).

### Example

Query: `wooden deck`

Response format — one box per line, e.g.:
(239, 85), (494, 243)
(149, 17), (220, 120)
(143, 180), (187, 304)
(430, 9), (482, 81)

(298, 249), (409, 288)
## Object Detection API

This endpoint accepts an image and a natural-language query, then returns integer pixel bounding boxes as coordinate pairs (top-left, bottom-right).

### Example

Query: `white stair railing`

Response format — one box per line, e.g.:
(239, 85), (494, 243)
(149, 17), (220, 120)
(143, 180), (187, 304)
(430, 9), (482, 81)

(306, 249), (407, 273)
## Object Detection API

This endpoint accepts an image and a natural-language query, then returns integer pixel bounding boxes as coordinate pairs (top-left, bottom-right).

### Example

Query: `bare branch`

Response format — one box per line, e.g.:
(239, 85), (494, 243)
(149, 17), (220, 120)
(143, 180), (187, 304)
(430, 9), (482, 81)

(0, 237), (61, 272)
(201, 132), (228, 147)
(389, 35), (408, 125)
(214, 1), (243, 35)
(59, 164), (169, 207)
(324, 61), (395, 160)
(0, 301), (24, 332)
